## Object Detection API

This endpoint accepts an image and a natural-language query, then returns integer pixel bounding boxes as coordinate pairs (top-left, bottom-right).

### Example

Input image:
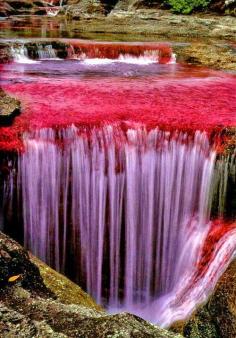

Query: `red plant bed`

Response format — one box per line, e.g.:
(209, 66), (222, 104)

(0, 61), (236, 152)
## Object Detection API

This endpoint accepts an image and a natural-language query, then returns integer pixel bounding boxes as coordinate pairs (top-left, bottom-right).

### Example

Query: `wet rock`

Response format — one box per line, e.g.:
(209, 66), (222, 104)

(172, 259), (236, 338)
(0, 231), (183, 338)
(0, 89), (20, 125)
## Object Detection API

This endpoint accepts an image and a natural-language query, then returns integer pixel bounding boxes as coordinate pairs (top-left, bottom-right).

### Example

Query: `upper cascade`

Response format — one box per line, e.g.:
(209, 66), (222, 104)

(66, 41), (174, 64)
(7, 41), (175, 64)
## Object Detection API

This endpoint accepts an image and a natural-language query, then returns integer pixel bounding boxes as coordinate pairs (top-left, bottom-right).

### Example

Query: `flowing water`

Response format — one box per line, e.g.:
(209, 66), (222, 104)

(1, 37), (236, 327)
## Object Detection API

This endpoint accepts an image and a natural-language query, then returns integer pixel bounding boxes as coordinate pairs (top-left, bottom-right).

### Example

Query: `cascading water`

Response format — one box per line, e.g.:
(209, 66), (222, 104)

(10, 45), (37, 64)
(6, 40), (174, 65)
(1, 39), (236, 328)
(17, 124), (236, 326)
(37, 44), (57, 59)
(10, 44), (58, 62)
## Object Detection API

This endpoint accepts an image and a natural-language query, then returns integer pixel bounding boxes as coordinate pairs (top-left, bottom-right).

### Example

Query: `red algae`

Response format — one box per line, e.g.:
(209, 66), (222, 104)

(197, 220), (236, 280)
(0, 47), (236, 152)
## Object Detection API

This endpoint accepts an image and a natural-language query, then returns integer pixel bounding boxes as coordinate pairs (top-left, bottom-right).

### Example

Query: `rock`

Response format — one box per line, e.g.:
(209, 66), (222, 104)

(66, 0), (106, 19)
(172, 259), (236, 338)
(0, 231), (183, 338)
(210, 0), (236, 13)
(30, 254), (102, 310)
(0, 89), (20, 125)
(112, 0), (162, 11)
(0, 43), (13, 63)
(0, 232), (52, 294)
(173, 42), (236, 71)
(0, 2), (14, 17)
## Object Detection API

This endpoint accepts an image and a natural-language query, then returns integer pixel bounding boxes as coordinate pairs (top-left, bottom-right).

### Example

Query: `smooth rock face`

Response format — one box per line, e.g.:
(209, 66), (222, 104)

(0, 231), (183, 338)
(172, 259), (236, 338)
(0, 89), (20, 125)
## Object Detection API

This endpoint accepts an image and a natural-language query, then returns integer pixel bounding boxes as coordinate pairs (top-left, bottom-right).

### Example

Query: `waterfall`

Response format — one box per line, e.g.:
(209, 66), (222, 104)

(37, 44), (57, 59)
(14, 124), (236, 326)
(9, 43), (58, 62)
(10, 45), (38, 64)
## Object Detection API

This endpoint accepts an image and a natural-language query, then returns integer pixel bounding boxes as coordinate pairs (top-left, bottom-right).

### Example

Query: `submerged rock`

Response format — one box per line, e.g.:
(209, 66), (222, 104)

(0, 89), (20, 125)
(0, 231), (183, 338)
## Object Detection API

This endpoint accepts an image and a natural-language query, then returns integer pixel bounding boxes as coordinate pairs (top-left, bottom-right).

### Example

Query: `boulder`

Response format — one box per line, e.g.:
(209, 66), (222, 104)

(0, 89), (20, 125)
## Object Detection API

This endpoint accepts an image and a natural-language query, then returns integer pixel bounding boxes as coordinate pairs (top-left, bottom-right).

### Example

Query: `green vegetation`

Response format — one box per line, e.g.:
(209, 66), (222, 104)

(166, 0), (211, 14)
